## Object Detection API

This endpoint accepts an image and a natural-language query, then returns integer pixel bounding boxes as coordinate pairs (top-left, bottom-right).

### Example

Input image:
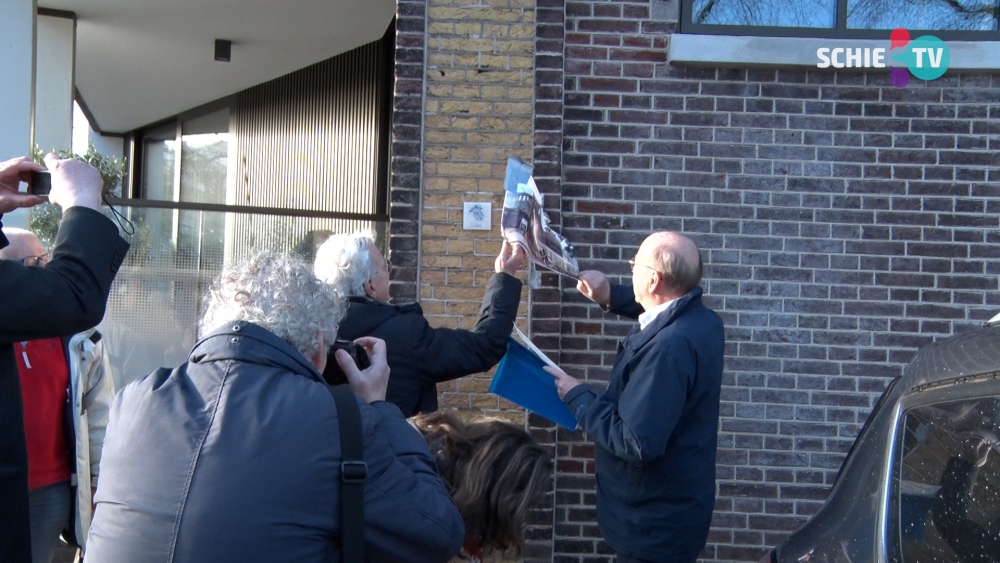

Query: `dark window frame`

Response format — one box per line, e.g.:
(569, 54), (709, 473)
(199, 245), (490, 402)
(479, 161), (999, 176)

(679, 0), (1000, 40)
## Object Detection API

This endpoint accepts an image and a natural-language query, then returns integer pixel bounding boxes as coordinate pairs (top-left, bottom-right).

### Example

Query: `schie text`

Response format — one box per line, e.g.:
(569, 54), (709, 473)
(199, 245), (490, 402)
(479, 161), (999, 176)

(816, 48), (886, 68)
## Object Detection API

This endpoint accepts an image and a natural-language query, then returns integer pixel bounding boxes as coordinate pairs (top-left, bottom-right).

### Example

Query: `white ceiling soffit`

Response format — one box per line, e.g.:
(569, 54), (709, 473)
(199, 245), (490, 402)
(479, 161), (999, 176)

(43, 0), (396, 133)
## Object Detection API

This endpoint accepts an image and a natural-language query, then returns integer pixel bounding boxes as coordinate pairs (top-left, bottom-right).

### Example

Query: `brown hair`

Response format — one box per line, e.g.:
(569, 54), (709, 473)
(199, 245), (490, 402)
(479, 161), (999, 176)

(412, 412), (552, 556)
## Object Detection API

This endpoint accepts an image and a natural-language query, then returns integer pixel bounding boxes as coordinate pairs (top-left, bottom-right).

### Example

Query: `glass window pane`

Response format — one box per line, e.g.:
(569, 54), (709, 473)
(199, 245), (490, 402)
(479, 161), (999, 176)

(100, 205), (388, 390)
(691, 0), (838, 27)
(180, 108), (229, 205)
(848, 0), (1000, 30)
(893, 397), (1000, 561)
(142, 125), (176, 201)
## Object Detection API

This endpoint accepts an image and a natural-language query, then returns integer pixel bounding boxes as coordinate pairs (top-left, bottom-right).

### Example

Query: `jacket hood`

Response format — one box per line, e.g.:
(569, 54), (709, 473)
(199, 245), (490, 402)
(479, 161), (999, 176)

(190, 320), (323, 383)
(338, 296), (423, 340)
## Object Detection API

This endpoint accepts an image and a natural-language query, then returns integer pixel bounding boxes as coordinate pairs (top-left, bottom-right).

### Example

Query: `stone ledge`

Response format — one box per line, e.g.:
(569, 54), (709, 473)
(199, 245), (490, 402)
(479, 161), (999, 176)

(669, 34), (1000, 72)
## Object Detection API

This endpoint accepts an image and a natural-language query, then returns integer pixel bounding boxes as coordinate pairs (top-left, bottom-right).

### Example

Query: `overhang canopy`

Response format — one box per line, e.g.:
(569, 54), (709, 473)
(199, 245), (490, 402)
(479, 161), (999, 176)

(43, 0), (396, 133)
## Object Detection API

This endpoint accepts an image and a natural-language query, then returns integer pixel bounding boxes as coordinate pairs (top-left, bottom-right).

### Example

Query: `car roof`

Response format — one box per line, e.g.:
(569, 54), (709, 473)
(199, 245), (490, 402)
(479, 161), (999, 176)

(901, 323), (1000, 392)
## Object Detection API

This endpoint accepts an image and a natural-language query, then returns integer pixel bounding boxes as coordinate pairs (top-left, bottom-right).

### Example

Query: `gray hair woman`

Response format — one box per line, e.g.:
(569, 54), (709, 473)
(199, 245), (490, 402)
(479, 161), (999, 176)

(200, 250), (344, 360)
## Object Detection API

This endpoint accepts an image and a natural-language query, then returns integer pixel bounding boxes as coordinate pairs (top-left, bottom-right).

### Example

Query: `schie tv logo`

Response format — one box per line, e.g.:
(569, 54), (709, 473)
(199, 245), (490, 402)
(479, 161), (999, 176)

(816, 28), (950, 88)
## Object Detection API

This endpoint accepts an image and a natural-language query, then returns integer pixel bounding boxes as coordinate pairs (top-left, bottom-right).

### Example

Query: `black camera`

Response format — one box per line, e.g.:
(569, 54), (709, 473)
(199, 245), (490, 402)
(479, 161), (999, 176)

(322, 340), (370, 386)
(27, 170), (51, 196)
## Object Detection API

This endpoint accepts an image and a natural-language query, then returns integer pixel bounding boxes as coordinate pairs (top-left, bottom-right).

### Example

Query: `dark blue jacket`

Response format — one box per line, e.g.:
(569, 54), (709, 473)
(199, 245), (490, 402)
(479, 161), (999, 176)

(86, 321), (464, 562)
(564, 285), (725, 562)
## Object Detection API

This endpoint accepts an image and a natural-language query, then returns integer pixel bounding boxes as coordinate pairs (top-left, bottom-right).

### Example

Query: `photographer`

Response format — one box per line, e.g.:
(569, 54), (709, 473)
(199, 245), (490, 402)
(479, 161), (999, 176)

(0, 155), (129, 563)
(85, 252), (464, 562)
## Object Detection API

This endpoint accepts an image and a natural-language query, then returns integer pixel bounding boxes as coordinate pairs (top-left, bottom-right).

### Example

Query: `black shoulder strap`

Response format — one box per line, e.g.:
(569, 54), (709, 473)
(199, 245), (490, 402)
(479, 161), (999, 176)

(326, 384), (367, 563)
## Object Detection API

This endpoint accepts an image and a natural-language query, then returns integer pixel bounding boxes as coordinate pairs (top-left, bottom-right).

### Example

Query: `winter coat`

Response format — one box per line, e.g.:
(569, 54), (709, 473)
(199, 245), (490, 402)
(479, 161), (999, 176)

(563, 285), (725, 563)
(0, 207), (129, 562)
(64, 329), (115, 552)
(337, 272), (522, 417)
(85, 321), (464, 563)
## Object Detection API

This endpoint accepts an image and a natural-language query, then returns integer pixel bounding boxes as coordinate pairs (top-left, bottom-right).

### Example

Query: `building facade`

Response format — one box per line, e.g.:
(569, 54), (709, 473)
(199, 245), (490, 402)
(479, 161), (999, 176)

(391, 1), (1000, 561)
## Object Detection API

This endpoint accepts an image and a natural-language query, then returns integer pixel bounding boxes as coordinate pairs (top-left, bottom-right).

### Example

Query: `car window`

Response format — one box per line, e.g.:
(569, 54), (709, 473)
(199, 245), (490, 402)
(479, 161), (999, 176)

(891, 397), (1000, 561)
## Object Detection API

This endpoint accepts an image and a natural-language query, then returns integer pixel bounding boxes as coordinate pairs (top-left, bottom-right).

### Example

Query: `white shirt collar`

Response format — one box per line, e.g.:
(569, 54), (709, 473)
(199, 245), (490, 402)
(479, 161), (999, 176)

(638, 297), (679, 331)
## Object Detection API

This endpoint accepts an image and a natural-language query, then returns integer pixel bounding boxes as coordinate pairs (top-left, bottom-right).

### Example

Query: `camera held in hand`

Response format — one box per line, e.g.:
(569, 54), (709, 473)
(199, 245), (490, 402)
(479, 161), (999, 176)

(27, 170), (51, 196)
(322, 340), (370, 386)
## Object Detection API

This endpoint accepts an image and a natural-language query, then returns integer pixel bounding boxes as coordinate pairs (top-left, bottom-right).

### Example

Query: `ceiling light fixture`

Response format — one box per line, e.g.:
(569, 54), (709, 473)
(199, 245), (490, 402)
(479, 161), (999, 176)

(215, 39), (232, 62)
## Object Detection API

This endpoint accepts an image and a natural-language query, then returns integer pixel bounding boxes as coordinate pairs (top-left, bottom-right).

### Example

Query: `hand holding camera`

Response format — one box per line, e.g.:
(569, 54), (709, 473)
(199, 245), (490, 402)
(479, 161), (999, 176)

(43, 153), (103, 211)
(0, 156), (45, 214)
(326, 336), (390, 403)
(323, 340), (372, 386)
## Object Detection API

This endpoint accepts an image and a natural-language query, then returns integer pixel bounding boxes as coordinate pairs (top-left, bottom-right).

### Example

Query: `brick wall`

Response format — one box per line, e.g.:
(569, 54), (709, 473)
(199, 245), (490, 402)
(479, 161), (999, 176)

(529, 0), (1000, 562)
(390, 0), (428, 302)
(419, 0), (537, 421)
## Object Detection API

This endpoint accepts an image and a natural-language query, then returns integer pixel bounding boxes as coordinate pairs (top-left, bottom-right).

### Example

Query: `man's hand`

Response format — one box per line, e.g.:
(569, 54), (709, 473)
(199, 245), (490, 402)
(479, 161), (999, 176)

(543, 365), (582, 399)
(0, 157), (45, 214)
(495, 239), (527, 275)
(576, 270), (611, 306)
(44, 153), (102, 211)
(341, 336), (390, 403)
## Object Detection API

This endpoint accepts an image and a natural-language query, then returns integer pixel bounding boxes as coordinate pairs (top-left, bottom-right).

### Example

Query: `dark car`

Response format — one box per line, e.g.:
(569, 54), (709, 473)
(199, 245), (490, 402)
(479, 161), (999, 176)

(764, 322), (1000, 563)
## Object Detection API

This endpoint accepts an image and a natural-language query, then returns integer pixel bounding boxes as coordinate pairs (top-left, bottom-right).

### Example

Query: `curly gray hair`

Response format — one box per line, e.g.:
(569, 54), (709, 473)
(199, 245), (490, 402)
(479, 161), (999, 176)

(313, 232), (378, 298)
(199, 251), (344, 361)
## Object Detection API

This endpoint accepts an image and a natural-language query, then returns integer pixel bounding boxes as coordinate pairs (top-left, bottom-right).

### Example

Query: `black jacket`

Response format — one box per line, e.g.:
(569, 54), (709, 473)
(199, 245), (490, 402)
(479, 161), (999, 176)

(0, 207), (129, 562)
(564, 285), (725, 563)
(337, 272), (522, 417)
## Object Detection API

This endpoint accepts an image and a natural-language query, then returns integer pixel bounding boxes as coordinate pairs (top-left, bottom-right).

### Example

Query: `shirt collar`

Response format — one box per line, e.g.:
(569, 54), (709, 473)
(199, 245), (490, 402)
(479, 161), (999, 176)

(638, 297), (680, 331)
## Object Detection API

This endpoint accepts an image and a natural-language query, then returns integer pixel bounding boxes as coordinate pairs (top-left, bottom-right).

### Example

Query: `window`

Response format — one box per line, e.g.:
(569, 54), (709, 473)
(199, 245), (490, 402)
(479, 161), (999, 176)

(680, 0), (1000, 39)
(99, 25), (396, 388)
(890, 396), (1000, 561)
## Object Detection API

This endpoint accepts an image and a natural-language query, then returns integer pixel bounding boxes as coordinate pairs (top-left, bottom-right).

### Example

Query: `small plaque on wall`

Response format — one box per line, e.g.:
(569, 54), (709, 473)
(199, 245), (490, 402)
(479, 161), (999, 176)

(463, 202), (491, 231)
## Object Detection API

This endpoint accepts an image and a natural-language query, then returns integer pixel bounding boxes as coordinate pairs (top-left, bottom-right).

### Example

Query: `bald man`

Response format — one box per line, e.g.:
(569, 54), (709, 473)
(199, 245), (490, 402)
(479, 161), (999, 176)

(1, 228), (116, 563)
(545, 232), (725, 563)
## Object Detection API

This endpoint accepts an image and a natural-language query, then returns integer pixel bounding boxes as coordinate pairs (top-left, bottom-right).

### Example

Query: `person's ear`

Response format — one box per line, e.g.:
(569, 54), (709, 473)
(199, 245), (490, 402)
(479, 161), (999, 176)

(363, 277), (378, 299)
(311, 332), (326, 372)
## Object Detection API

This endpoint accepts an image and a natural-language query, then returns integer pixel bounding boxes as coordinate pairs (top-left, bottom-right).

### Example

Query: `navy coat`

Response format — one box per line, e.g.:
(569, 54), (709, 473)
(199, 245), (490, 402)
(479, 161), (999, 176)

(337, 272), (522, 417)
(564, 285), (725, 563)
(86, 321), (464, 562)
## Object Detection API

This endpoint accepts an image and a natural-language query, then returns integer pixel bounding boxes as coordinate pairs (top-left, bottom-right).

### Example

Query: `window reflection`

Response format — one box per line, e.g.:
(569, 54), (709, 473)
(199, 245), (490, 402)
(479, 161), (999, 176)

(848, 0), (1000, 30)
(692, 0), (838, 27)
(894, 397), (1000, 561)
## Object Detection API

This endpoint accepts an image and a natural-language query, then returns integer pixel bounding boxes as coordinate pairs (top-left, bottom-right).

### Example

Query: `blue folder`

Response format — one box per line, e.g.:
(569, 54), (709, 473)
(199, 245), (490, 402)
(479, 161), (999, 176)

(489, 337), (579, 431)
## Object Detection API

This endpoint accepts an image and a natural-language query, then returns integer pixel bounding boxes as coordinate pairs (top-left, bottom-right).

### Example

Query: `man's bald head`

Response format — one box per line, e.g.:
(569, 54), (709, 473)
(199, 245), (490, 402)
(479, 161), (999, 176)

(638, 231), (702, 298)
(0, 228), (45, 262)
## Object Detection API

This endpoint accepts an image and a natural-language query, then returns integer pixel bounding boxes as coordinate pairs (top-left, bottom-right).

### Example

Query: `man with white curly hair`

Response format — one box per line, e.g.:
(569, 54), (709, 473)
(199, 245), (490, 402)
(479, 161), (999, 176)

(315, 234), (525, 417)
(85, 251), (464, 562)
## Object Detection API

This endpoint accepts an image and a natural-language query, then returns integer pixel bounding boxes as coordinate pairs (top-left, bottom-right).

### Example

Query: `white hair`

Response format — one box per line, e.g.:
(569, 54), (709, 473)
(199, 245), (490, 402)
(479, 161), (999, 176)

(199, 251), (344, 361)
(0, 228), (43, 261)
(314, 232), (378, 298)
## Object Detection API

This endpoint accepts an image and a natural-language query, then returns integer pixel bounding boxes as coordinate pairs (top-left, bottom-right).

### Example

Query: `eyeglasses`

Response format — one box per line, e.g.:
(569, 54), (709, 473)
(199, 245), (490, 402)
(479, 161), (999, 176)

(21, 253), (49, 267)
(627, 259), (661, 276)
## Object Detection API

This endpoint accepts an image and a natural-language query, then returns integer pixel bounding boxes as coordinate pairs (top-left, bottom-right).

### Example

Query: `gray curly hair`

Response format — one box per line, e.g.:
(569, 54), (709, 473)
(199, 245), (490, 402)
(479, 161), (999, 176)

(199, 251), (344, 361)
(313, 232), (378, 298)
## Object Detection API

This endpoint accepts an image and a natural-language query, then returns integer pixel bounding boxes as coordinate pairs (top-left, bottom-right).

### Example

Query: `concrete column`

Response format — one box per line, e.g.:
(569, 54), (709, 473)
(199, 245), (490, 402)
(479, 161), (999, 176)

(35, 13), (75, 154)
(0, 0), (35, 160)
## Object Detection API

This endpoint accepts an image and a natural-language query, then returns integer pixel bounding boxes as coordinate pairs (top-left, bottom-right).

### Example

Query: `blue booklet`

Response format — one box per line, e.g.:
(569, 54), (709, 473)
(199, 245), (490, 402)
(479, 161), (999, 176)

(489, 334), (579, 431)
